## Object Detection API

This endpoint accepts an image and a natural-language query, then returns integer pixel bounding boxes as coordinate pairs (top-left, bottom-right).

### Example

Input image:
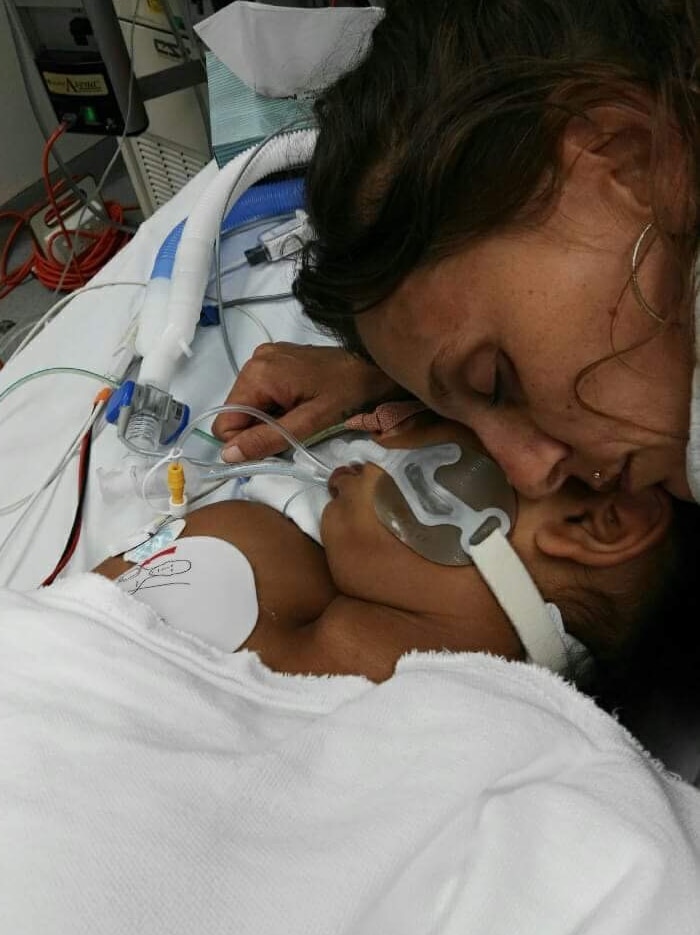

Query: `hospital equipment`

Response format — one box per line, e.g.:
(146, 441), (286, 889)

(99, 129), (315, 464)
(136, 129), (315, 386)
(5, 0), (149, 136)
(0, 123), (697, 784)
(115, 0), (212, 216)
(0, 101), (591, 678)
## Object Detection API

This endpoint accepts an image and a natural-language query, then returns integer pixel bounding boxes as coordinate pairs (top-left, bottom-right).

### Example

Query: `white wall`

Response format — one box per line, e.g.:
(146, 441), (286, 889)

(0, 2), (97, 204)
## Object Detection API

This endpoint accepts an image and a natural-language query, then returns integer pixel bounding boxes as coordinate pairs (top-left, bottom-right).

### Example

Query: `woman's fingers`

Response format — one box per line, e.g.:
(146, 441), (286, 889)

(213, 342), (400, 461)
(220, 399), (335, 462)
(212, 343), (304, 444)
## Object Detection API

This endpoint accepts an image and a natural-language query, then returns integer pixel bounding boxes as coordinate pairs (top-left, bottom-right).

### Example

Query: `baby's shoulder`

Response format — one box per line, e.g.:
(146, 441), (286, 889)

(178, 501), (337, 624)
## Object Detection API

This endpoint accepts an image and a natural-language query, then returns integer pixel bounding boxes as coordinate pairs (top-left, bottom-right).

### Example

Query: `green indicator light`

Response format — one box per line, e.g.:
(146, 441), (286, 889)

(82, 106), (98, 124)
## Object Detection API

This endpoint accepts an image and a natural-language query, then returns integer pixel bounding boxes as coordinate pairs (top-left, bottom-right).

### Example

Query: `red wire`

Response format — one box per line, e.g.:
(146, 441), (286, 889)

(41, 123), (84, 285)
(0, 123), (133, 301)
(41, 389), (111, 585)
(41, 421), (94, 587)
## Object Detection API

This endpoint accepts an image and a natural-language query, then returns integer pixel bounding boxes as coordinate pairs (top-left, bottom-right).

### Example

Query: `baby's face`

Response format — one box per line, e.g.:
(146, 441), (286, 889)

(319, 418), (522, 612)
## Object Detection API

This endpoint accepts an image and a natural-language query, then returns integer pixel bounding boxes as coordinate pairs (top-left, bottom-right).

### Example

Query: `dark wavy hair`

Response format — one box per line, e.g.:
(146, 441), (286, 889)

(589, 494), (700, 714)
(294, 0), (700, 355)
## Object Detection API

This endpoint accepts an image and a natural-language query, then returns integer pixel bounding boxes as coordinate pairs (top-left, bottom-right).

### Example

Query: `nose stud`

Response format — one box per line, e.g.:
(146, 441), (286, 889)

(591, 470), (607, 490)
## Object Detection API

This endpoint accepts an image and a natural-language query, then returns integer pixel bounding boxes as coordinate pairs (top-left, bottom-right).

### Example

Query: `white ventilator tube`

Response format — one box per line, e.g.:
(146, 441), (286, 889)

(137, 129), (318, 391)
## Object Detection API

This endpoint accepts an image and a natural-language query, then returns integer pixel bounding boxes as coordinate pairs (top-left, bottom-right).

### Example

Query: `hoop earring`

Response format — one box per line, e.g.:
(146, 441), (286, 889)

(630, 223), (666, 324)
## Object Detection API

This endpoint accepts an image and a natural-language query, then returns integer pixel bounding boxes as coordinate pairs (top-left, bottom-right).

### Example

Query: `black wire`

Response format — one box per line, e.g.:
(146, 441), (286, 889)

(220, 292), (295, 309)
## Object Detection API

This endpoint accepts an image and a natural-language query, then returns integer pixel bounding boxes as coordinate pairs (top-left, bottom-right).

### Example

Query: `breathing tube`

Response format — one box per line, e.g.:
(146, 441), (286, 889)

(137, 129), (317, 392)
(135, 177), (305, 360)
(106, 129), (317, 455)
(140, 403), (331, 485)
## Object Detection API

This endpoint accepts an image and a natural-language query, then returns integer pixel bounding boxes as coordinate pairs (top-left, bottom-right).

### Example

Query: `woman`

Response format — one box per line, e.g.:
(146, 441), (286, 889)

(212, 0), (700, 502)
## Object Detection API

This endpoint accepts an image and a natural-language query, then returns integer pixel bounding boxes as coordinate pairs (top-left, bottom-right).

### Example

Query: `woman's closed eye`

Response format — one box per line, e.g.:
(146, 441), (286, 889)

(486, 353), (526, 410)
(464, 347), (515, 409)
(488, 364), (505, 408)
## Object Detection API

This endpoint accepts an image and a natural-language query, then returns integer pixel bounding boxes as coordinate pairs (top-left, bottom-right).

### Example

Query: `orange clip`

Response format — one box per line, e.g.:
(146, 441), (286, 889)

(93, 387), (113, 405)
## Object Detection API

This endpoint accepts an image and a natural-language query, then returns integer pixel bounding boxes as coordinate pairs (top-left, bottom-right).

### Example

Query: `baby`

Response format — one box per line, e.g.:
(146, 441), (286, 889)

(95, 412), (685, 689)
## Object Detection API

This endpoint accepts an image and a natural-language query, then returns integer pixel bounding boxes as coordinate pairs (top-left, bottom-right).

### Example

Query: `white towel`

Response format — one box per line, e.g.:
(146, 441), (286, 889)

(1, 573), (700, 935)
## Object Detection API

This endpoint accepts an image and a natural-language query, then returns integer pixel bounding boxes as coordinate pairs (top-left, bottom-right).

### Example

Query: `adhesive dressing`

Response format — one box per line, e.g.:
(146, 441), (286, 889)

(114, 536), (258, 652)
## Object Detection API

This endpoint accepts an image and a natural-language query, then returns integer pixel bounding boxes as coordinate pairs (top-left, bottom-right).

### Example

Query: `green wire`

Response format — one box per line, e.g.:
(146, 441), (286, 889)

(302, 422), (349, 449)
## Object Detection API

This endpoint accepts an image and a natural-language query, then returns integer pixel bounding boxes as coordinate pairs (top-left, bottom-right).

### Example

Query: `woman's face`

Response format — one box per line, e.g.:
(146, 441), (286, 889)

(355, 210), (693, 500)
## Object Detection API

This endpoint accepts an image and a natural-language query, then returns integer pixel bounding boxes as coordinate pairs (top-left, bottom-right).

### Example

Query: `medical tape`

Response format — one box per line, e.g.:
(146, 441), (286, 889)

(470, 529), (569, 673)
(331, 438), (513, 544)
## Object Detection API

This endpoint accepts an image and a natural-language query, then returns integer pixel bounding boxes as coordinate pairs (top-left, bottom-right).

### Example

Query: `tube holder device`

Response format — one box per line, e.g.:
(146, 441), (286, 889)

(105, 380), (190, 448)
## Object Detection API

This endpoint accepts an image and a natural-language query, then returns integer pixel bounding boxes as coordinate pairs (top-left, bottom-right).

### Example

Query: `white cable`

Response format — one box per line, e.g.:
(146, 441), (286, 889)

(139, 447), (231, 513)
(0, 400), (105, 583)
(208, 214), (295, 317)
(0, 436), (84, 517)
(7, 280), (146, 362)
(205, 257), (248, 290)
(219, 303), (275, 377)
(231, 304), (274, 344)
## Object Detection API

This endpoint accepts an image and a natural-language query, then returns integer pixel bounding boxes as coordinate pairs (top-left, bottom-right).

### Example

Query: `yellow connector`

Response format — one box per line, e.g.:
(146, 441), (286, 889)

(167, 461), (185, 506)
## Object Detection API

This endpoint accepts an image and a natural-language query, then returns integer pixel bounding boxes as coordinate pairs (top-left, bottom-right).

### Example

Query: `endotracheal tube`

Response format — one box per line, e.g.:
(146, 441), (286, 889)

(138, 403), (332, 513)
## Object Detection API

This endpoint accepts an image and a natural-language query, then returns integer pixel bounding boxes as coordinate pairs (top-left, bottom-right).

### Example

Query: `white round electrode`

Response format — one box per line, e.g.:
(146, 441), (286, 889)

(113, 536), (258, 652)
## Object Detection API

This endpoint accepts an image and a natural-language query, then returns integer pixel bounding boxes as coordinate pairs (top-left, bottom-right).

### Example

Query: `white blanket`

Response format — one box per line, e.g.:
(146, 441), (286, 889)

(2, 573), (700, 935)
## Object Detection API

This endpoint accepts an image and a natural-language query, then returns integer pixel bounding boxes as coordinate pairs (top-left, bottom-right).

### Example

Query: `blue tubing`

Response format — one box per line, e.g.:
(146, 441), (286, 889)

(223, 177), (304, 232)
(149, 177), (305, 280)
(151, 219), (186, 279)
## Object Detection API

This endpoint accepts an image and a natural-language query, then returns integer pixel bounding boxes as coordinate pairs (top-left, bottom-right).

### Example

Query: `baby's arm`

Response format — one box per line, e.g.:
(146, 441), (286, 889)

(95, 501), (337, 628)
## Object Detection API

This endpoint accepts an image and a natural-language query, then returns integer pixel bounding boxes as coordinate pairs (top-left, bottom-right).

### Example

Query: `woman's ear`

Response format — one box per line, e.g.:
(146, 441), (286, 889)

(535, 487), (673, 568)
(562, 102), (688, 231)
(562, 104), (655, 219)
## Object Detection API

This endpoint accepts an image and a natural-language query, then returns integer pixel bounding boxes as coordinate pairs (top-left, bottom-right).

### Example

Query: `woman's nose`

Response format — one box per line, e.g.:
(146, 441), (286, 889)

(470, 412), (573, 498)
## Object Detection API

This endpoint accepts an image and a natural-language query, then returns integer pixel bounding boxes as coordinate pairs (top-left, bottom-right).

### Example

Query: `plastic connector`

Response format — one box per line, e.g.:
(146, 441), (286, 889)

(167, 461), (188, 518)
(108, 380), (190, 451)
(167, 462), (185, 504)
(244, 244), (268, 266)
(245, 210), (312, 266)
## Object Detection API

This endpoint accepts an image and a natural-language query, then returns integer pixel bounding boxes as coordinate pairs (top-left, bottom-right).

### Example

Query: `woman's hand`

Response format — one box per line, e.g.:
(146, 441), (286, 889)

(212, 342), (401, 461)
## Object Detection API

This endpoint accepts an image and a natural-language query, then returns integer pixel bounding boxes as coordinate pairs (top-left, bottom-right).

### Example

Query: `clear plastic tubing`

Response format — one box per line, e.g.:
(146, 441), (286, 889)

(202, 457), (327, 486)
(124, 410), (160, 449)
(176, 404), (332, 482)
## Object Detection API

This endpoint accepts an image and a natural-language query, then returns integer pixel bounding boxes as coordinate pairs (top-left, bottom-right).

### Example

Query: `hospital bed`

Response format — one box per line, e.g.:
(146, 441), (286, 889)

(1, 158), (699, 786)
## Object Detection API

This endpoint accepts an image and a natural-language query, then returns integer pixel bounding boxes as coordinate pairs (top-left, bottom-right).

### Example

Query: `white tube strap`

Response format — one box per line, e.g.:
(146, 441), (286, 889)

(470, 529), (569, 673)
